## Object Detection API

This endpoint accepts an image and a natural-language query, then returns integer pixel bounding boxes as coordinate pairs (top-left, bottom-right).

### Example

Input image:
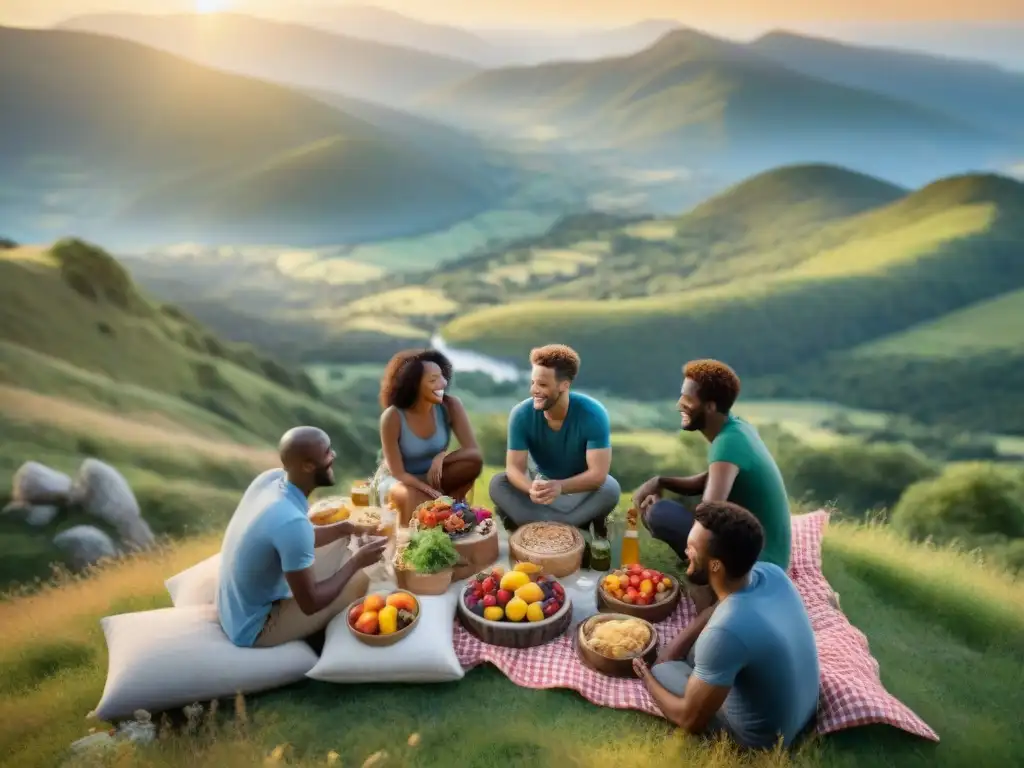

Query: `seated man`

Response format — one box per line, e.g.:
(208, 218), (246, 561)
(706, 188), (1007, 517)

(489, 344), (620, 536)
(633, 359), (791, 582)
(217, 426), (387, 648)
(633, 501), (820, 751)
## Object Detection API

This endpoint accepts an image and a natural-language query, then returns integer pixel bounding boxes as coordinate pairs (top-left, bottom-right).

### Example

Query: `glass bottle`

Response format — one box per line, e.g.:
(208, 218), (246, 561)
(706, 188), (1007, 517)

(620, 507), (641, 566)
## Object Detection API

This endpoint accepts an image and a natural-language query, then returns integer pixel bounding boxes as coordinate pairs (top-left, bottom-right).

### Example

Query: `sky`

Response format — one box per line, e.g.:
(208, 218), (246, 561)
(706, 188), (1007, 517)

(2, 0), (1022, 28)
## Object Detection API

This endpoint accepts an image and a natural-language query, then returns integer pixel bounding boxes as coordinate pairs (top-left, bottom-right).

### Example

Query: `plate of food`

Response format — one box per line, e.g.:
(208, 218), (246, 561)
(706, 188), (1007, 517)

(413, 497), (491, 540)
(596, 562), (680, 622)
(346, 590), (420, 647)
(575, 613), (659, 677)
(456, 564), (572, 648)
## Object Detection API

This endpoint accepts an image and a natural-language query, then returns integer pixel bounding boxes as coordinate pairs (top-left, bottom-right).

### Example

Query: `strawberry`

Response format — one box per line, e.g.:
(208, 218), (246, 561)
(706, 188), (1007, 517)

(543, 599), (560, 617)
(482, 577), (495, 594)
(482, 594), (497, 607)
(496, 589), (513, 606)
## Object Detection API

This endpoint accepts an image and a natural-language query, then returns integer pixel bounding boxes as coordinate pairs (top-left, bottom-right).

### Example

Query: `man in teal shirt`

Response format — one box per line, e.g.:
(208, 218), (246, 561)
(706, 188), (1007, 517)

(634, 501), (819, 750)
(489, 344), (621, 535)
(633, 359), (792, 573)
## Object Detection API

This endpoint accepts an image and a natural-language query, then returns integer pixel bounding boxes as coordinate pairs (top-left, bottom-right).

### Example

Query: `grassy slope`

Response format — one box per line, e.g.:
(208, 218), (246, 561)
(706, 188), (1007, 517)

(0, 241), (375, 454)
(441, 173), (1024, 400)
(0, 25), (497, 246)
(1, 468), (1021, 767)
(0, 240), (378, 583)
(849, 288), (1024, 357)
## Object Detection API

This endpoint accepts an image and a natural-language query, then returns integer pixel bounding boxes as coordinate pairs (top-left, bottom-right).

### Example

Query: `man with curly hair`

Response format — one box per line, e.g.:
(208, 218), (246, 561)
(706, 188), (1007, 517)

(489, 344), (620, 535)
(633, 359), (791, 578)
(632, 501), (819, 750)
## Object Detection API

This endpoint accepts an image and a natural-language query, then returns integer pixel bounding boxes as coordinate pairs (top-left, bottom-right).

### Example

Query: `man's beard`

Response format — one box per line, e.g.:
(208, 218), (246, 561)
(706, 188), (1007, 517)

(687, 560), (710, 586)
(681, 408), (706, 432)
(537, 391), (562, 411)
(314, 465), (335, 487)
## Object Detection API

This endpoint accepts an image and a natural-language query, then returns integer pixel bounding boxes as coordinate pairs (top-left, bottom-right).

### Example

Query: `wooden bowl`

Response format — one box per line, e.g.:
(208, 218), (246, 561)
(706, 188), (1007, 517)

(508, 522), (584, 578)
(395, 567), (452, 596)
(346, 592), (421, 647)
(457, 591), (573, 649)
(452, 521), (500, 581)
(595, 577), (681, 623)
(575, 613), (659, 677)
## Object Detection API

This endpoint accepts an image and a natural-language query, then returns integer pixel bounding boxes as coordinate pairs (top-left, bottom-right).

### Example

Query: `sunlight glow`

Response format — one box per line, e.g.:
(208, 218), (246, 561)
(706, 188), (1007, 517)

(195, 0), (232, 13)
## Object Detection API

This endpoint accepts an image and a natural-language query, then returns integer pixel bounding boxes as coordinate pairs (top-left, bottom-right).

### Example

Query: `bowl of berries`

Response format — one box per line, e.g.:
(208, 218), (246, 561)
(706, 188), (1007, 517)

(596, 562), (680, 623)
(457, 563), (572, 648)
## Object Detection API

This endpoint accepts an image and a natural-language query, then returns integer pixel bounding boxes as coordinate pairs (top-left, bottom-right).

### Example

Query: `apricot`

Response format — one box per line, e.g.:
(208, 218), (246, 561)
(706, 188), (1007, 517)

(354, 610), (379, 635)
(363, 593), (387, 613)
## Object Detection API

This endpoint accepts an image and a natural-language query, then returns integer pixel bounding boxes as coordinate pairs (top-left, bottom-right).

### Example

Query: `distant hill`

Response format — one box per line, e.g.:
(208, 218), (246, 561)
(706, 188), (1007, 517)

(0, 26), (506, 246)
(277, 3), (496, 64)
(56, 12), (481, 107)
(386, 165), (909, 305)
(421, 28), (1007, 184)
(0, 239), (376, 458)
(750, 31), (1024, 138)
(438, 171), (1024, 418)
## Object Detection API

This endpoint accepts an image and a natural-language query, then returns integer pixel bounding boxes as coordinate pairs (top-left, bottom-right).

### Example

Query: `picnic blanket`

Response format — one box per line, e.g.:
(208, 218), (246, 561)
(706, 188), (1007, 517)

(452, 510), (939, 742)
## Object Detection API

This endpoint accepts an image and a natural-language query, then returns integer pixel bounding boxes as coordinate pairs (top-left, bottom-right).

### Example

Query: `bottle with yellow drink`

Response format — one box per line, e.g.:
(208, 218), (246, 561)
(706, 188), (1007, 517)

(619, 506), (641, 566)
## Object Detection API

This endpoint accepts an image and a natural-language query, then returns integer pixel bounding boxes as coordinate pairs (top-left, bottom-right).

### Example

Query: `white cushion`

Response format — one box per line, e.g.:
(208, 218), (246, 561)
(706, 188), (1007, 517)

(165, 538), (351, 607)
(165, 553), (220, 607)
(93, 605), (318, 722)
(306, 588), (464, 684)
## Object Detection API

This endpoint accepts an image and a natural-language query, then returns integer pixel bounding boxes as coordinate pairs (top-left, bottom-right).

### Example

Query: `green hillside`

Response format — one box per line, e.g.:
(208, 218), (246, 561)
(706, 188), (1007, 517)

(440, 172), (1024, 406)
(56, 12), (481, 106)
(0, 240), (376, 455)
(421, 29), (1001, 179)
(757, 289), (1024, 433)
(116, 134), (498, 246)
(0, 25), (503, 246)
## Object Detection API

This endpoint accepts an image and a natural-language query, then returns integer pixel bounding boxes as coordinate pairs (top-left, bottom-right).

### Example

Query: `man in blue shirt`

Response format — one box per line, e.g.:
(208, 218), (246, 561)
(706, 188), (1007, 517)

(217, 426), (387, 648)
(489, 344), (620, 536)
(633, 500), (820, 750)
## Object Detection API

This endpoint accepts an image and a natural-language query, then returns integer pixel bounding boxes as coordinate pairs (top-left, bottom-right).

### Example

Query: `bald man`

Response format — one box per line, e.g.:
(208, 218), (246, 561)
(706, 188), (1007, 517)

(217, 427), (388, 648)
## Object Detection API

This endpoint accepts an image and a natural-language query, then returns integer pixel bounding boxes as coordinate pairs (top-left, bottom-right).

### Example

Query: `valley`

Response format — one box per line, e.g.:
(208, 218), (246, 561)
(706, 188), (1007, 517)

(1, 8), (1023, 766)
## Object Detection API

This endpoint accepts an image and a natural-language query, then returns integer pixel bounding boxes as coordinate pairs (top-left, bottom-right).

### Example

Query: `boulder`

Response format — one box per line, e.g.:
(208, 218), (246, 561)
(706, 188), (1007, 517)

(25, 504), (60, 527)
(69, 459), (154, 549)
(11, 461), (73, 505)
(53, 525), (118, 571)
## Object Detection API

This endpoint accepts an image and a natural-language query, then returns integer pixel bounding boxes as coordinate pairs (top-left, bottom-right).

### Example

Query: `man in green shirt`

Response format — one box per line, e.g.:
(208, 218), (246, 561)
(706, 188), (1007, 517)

(633, 359), (792, 585)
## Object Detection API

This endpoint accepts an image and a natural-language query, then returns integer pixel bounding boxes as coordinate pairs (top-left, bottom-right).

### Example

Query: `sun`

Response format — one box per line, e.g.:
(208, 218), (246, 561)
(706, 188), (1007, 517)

(195, 0), (231, 13)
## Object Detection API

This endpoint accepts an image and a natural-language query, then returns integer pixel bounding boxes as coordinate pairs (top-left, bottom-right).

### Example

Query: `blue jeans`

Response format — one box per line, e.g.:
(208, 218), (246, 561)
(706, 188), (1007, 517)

(642, 499), (694, 562)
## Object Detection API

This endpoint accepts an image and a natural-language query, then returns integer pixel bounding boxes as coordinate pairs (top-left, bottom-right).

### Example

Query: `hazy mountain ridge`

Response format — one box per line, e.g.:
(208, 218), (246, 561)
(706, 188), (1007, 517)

(0, 24), (510, 246)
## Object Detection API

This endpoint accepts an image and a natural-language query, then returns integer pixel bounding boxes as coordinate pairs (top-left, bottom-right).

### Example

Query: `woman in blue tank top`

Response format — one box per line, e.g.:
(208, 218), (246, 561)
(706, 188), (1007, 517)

(373, 349), (484, 524)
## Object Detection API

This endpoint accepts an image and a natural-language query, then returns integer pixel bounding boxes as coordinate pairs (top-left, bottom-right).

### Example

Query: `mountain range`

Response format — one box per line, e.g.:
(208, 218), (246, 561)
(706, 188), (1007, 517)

(56, 11), (480, 107)
(419, 28), (1015, 185)
(0, 25), (511, 246)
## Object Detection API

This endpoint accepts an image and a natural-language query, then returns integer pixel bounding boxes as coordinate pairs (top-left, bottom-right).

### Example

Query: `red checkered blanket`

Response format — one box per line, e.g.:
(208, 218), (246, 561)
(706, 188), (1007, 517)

(453, 510), (938, 742)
